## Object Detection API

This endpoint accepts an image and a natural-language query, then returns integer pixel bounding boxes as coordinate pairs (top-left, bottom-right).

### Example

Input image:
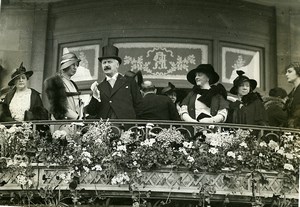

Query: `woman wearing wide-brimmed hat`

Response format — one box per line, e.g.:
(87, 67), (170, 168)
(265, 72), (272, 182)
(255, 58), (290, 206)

(180, 64), (228, 123)
(45, 52), (83, 120)
(3, 63), (48, 121)
(226, 70), (267, 125)
(161, 82), (186, 115)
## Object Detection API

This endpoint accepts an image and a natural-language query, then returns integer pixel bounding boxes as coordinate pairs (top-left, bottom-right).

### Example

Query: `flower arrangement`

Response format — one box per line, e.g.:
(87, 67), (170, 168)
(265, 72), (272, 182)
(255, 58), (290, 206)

(0, 121), (299, 206)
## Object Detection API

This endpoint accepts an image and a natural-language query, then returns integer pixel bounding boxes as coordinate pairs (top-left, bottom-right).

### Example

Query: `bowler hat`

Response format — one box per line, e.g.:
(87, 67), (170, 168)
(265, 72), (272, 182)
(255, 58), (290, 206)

(60, 52), (81, 70)
(229, 70), (257, 95)
(161, 82), (176, 95)
(187, 64), (219, 85)
(8, 62), (33, 86)
(98, 45), (122, 64)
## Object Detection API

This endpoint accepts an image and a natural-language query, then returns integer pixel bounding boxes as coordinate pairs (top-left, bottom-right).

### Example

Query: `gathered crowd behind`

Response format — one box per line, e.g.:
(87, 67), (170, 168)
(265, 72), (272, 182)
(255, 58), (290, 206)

(0, 45), (299, 129)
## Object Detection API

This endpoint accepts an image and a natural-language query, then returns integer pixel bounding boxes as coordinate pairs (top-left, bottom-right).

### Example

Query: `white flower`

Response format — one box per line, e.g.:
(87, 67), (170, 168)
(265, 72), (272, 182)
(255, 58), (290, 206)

(83, 166), (90, 173)
(183, 141), (193, 149)
(16, 174), (27, 186)
(259, 141), (267, 147)
(92, 164), (102, 171)
(259, 153), (264, 157)
(6, 159), (14, 167)
(133, 161), (137, 166)
(94, 138), (103, 145)
(112, 151), (122, 157)
(239, 142), (248, 148)
(116, 145), (127, 152)
(268, 140), (279, 150)
(19, 162), (28, 167)
(68, 155), (74, 160)
(59, 173), (66, 180)
(237, 155), (243, 161)
(81, 151), (92, 158)
(285, 153), (293, 159)
(227, 151), (236, 159)
(284, 163), (294, 171)
(187, 156), (195, 163)
(208, 147), (218, 154)
(179, 147), (188, 155)
(140, 138), (156, 147)
(52, 130), (67, 139)
(276, 148), (284, 155)
(111, 172), (130, 185)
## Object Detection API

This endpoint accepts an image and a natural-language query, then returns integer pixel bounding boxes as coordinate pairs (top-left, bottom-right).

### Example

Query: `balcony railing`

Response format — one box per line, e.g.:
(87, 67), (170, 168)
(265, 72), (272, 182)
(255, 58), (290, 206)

(0, 120), (299, 206)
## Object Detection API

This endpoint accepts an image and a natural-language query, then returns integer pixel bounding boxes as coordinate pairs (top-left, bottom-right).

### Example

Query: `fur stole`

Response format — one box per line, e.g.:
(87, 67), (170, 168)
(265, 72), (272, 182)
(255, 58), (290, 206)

(263, 96), (285, 110)
(193, 83), (227, 107)
(44, 75), (68, 120)
(242, 92), (262, 106)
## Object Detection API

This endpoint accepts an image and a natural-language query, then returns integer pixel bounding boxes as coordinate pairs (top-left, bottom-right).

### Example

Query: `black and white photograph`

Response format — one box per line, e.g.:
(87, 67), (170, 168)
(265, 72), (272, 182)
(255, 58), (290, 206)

(0, 0), (299, 206)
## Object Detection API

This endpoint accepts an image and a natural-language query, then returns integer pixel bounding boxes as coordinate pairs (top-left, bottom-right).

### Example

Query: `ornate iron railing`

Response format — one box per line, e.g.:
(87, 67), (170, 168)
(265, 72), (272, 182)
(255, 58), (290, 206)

(0, 120), (299, 206)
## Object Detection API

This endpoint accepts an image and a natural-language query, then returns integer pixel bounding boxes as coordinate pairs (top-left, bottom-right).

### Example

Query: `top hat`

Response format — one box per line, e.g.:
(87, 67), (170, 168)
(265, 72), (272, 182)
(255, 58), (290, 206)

(229, 70), (257, 95)
(60, 52), (81, 70)
(161, 82), (176, 95)
(187, 64), (219, 85)
(8, 62), (33, 86)
(98, 45), (122, 64)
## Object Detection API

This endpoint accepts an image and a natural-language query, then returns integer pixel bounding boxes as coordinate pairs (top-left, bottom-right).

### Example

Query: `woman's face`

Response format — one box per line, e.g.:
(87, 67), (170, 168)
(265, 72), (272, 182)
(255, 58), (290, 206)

(286, 67), (299, 84)
(237, 81), (250, 96)
(64, 62), (78, 78)
(195, 72), (209, 87)
(14, 74), (28, 90)
(167, 91), (177, 103)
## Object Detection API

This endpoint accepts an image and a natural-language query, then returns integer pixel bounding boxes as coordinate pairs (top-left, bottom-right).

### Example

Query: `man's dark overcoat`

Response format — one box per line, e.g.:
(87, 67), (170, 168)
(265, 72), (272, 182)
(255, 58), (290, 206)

(86, 74), (142, 119)
(138, 93), (180, 121)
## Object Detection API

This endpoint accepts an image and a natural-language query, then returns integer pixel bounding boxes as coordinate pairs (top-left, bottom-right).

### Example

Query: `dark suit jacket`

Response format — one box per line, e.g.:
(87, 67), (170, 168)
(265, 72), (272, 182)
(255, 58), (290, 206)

(286, 84), (300, 128)
(4, 88), (48, 121)
(86, 74), (142, 119)
(138, 93), (180, 121)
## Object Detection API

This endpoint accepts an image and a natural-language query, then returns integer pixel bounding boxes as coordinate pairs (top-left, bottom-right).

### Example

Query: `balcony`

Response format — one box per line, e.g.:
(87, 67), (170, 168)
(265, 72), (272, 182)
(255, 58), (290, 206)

(0, 120), (299, 206)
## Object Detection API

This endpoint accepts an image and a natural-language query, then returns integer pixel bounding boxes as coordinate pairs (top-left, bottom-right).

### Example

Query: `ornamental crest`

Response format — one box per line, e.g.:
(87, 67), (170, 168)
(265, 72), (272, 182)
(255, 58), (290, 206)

(115, 43), (208, 80)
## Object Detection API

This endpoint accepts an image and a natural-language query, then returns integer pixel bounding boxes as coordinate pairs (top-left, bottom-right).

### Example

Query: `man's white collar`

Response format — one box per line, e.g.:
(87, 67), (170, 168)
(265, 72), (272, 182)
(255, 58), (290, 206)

(106, 73), (119, 81)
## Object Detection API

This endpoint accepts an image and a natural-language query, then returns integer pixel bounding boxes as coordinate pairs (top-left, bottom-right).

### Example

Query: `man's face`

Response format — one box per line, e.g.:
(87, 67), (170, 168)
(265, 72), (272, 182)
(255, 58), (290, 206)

(102, 58), (119, 77)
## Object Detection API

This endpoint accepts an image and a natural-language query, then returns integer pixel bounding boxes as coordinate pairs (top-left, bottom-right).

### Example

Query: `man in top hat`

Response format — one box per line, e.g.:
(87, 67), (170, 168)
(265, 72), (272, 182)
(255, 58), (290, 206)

(180, 64), (228, 123)
(86, 45), (142, 119)
(45, 52), (83, 120)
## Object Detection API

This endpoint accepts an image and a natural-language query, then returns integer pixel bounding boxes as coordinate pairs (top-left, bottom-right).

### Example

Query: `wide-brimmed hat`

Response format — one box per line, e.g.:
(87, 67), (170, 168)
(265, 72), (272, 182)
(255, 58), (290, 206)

(187, 64), (219, 85)
(229, 70), (257, 95)
(161, 82), (176, 95)
(98, 45), (122, 64)
(60, 52), (81, 70)
(8, 62), (33, 86)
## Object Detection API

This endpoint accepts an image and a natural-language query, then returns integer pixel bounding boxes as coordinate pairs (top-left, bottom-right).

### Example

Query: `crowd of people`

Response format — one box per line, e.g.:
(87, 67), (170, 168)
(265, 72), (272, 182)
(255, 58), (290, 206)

(0, 45), (299, 129)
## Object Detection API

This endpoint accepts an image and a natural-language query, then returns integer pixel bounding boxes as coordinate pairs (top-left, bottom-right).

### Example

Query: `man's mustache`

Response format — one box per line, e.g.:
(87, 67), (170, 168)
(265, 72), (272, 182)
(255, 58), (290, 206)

(104, 66), (111, 70)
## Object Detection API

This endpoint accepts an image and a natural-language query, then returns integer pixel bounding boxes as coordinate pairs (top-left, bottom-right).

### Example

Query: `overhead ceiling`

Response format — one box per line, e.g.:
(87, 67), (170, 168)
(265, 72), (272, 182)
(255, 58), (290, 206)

(4, 0), (300, 8)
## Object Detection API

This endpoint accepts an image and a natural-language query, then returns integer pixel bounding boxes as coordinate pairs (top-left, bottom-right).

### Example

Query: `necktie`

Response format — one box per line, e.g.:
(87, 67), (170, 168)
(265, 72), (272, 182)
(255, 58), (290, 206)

(108, 78), (116, 88)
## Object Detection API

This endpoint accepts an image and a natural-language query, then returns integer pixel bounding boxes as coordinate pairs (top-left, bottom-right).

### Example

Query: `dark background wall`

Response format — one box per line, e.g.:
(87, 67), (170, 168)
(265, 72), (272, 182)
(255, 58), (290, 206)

(1, 0), (299, 101)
